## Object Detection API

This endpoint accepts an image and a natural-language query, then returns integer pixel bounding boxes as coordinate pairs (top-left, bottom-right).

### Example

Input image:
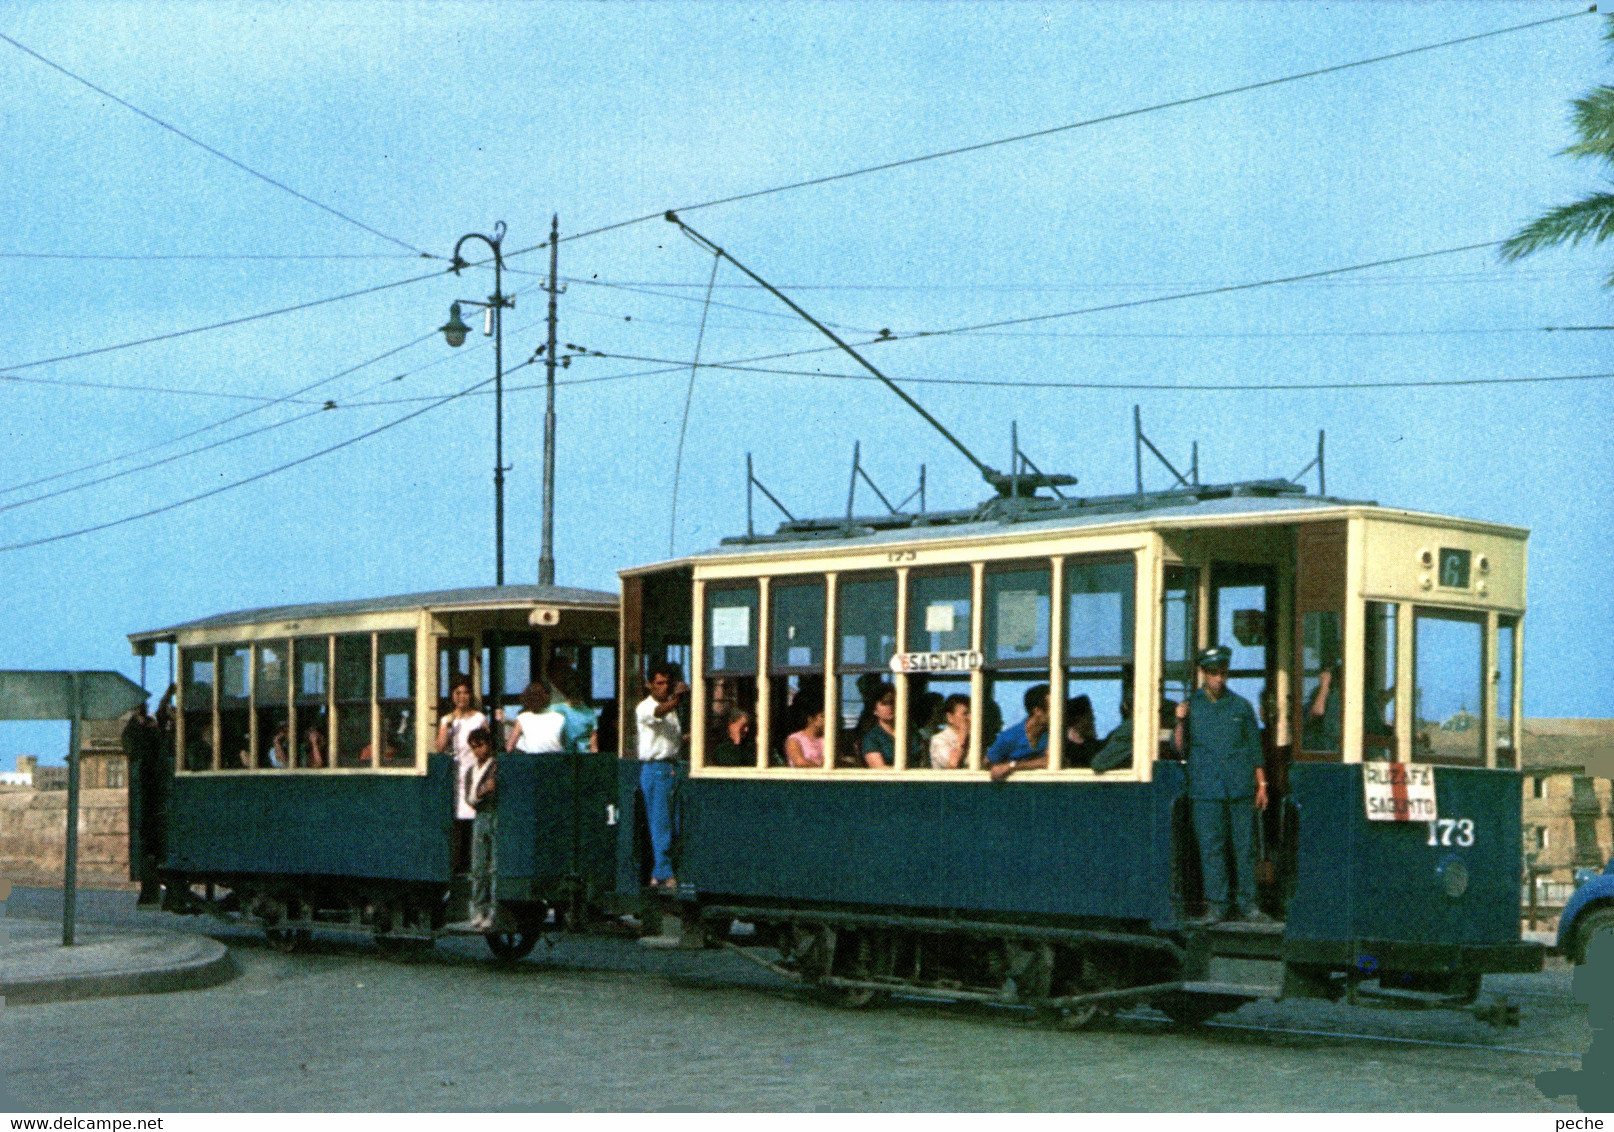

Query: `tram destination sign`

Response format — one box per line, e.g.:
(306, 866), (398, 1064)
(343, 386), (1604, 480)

(889, 650), (983, 675)
(1363, 762), (1438, 822)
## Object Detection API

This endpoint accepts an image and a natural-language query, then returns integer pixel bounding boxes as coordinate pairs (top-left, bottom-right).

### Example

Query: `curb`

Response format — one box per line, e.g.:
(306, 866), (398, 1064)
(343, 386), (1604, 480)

(1, 936), (237, 1007)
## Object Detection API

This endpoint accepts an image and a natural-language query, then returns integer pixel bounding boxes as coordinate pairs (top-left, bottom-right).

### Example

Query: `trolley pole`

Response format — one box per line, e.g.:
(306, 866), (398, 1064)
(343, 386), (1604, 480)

(540, 214), (559, 587)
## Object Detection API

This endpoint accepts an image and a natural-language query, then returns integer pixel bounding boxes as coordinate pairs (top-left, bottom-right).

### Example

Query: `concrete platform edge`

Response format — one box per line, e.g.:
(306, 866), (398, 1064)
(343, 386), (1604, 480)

(1, 940), (237, 1007)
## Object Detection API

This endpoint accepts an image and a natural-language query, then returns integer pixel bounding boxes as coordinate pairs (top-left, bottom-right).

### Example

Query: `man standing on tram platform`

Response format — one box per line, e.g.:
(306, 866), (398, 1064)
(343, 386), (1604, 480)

(635, 662), (687, 890)
(1174, 646), (1270, 925)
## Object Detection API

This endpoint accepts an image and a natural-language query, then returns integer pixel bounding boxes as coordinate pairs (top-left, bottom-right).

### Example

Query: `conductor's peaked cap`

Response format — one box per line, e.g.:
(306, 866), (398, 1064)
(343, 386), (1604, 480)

(1196, 646), (1233, 671)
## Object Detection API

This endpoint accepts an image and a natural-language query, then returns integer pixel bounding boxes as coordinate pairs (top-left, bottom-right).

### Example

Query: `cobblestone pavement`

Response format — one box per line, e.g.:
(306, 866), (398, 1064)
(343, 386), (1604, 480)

(0, 887), (1592, 1112)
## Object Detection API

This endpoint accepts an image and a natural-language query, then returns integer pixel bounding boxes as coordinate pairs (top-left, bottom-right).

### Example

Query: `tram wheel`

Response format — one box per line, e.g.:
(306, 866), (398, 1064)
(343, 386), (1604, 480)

(816, 930), (892, 1009)
(1154, 991), (1241, 1027)
(1038, 953), (1115, 1031)
(265, 927), (310, 954)
(484, 930), (539, 962)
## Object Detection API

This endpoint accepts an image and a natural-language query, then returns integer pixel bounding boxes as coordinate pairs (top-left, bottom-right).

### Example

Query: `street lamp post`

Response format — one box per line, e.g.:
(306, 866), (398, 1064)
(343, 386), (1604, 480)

(439, 222), (513, 586)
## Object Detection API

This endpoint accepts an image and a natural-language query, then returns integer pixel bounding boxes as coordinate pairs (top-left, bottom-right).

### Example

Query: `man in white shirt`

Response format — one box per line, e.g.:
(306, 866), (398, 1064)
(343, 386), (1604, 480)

(635, 662), (687, 889)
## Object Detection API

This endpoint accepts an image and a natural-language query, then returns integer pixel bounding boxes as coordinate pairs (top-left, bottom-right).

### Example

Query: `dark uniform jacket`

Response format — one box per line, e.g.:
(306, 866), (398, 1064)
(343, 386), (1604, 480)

(1184, 687), (1262, 800)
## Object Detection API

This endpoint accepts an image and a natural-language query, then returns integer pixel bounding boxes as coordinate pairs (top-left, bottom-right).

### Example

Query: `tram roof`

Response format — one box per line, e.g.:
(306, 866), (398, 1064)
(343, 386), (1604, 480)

(128, 584), (617, 645)
(638, 480), (1528, 570)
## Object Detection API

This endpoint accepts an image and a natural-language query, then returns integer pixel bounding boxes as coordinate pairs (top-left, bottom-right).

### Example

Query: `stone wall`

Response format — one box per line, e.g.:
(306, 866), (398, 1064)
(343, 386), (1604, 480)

(0, 787), (131, 888)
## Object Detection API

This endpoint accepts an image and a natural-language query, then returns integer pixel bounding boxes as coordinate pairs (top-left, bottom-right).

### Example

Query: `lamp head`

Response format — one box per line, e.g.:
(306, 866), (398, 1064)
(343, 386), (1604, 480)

(439, 302), (470, 348)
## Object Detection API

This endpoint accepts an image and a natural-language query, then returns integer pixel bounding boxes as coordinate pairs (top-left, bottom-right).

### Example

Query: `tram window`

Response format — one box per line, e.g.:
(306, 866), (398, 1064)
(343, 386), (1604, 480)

(707, 673), (759, 766)
(908, 569), (972, 654)
(1363, 603), (1397, 760)
(1160, 566), (1198, 706)
(377, 631), (414, 767)
(335, 634), (373, 767)
(838, 573), (897, 668)
(437, 638), (474, 719)
(1412, 610), (1484, 764)
(910, 675), (970, 769)
(985, 565), (1050, 665)
(1063, 671), (1128, 766)
(770, 578), (826, 673)
(590, 646), (616, 703)
(985, 674), (1047, 755)
(293, 637), (329, 768)
(1496, 618), (1517, 767)
(1300, 611), (1343, 755)
(180, 647), (215, 771)
(771, 675), (826, 767)
(255, 641), (291, 769)
(1067, 559), (1135, 663)
(706, 584), (759, 676)
(218, 646), (251, 770)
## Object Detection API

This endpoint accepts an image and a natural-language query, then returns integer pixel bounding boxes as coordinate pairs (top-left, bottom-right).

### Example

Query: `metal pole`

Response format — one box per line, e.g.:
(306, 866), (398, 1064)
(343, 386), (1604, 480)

(63, 673), (82, 946)
(746, 453), (754, 537)
(1134, 405), (1143, 493)
(846, 441), (861, 519)
(1317, 430), (1327, 496)
(540, 214), (559, 586)
(493, 234), (506, 587)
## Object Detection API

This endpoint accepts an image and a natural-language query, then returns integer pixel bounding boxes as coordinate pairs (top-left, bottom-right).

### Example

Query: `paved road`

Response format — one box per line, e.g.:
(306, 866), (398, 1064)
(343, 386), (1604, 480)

(0, 887), (1592, 1112)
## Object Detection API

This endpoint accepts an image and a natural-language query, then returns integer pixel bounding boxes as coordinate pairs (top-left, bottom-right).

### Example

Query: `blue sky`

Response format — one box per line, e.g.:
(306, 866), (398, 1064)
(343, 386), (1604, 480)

(2, 2), (1611, 764)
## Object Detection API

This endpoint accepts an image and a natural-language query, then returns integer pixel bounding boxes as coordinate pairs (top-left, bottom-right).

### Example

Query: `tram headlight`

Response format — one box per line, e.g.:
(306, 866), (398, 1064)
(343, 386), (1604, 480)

(1438, 857), (1469, 899)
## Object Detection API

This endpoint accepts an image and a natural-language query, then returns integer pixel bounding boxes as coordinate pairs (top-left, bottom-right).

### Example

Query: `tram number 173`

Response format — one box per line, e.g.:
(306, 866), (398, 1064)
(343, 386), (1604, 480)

(1428, 818), (1476, 847)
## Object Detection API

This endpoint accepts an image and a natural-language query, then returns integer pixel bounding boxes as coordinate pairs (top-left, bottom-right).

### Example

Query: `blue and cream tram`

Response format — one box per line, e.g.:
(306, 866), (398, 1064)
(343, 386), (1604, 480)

(621, 479), (1541, 1025)
(129, 585), (622, 958)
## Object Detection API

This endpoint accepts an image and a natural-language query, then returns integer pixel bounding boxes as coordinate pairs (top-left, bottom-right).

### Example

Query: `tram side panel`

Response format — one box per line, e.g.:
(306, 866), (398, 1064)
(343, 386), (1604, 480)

(677, 775), (1176, 924)
(164, 753), (456, 884)
(493, 752), (621, 905)
(1284, 763), (1538, 975)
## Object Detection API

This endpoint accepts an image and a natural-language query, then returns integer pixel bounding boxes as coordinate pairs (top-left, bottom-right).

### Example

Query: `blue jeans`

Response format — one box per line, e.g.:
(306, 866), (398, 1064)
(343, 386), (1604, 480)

(640, 760), (678, 883)
(1192, 797), (1256, 915)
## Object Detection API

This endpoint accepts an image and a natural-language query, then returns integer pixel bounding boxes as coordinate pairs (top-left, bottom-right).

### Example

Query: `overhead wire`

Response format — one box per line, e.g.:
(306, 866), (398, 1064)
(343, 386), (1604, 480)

(0, 30), (432, 257)
(0, 329), (440, 497)
(667, 251), (722, 555)
(495, 6), (1595, 261)
(0, 297), (563, 503)
(0, 252), (423, 261)
(0, 263), (450, 376)
(0, 359), (538, 554)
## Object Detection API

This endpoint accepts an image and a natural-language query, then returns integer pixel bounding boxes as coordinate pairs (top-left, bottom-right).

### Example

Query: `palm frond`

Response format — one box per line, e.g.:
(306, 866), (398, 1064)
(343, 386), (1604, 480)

(1500, 190), (1614, 263)
(1562, 87), (1614, 159)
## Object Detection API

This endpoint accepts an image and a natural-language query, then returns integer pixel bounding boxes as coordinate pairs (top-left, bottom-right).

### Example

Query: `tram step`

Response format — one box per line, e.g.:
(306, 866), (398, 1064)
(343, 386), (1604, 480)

(1179, 980), (1280, 1000)
(1208, 919), (1285, 935)
(1198, 956), (1285, 998)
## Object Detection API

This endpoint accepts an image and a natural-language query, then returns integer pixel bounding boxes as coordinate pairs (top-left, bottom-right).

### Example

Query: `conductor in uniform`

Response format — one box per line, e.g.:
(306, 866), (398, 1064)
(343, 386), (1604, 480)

(1174, 645), (1270, 924)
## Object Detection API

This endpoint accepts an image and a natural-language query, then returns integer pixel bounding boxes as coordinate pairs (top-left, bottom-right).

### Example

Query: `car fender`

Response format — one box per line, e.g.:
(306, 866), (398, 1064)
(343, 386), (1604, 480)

(1556, 868), (1614, 953)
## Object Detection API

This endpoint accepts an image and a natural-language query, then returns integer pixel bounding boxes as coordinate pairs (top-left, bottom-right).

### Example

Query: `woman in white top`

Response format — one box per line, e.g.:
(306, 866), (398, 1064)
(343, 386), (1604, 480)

(507, 680), (566, 754)
(928, 693), (971, 769)
(435, 676), (487, 871)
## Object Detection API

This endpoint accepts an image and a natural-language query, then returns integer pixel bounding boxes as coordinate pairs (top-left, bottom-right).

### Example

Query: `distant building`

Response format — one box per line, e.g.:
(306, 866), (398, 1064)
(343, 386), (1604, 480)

(1521, 718), (1614, 927)
(78, 718), (127, 790)
(31, 766), (67, 791)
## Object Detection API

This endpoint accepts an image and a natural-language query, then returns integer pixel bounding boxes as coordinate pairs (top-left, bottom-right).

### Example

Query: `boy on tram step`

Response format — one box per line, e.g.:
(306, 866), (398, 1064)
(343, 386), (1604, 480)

(636, 662), (687, 890)
(1173, 645), (1270, 925)
(986, 683), (1051, 782)
(462, 727), (499, 930)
